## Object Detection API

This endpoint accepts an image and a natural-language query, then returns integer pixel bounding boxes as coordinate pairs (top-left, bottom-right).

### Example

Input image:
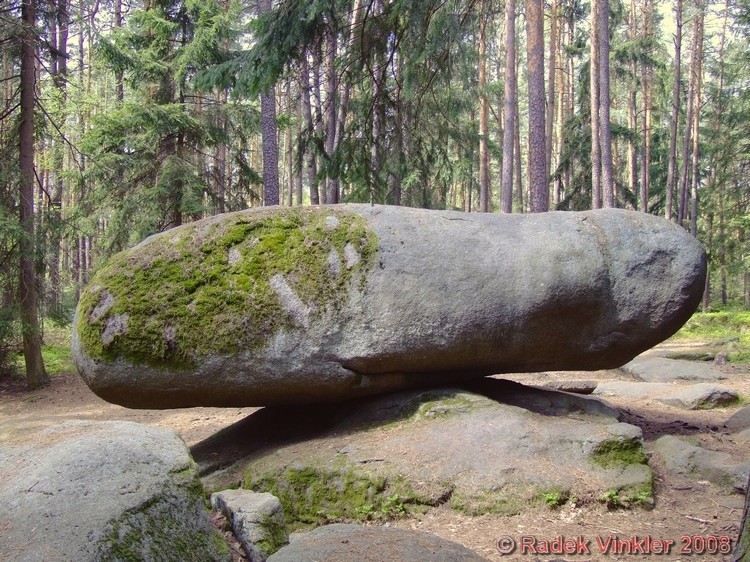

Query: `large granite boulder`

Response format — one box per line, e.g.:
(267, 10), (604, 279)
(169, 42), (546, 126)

(72, 205), (706, 408)
(0, 421), (229, 562)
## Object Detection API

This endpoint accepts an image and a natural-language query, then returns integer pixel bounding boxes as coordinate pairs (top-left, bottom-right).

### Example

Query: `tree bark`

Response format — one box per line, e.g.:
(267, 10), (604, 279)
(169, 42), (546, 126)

(258, 0), (279, 205)
(20, 0), (49, 389)
(689, 7), (704, 237)
(500, 0), (516, 214)
(324, 21), (338, 204)
(301, 53), (319, 205)
(639, 0), (652, 213)
(478, 1), (490, 212)
(546, 0), (557, 183)
(526, 0), (547, 213)
(665, 0), (682, 221)
(598, 0), (615, 207)
(590, 0), (602, 209)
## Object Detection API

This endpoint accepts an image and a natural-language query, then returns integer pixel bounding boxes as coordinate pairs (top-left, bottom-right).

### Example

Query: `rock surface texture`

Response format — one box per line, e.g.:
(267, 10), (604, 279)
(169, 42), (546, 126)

(211, 489), (288, 561)
(266, 523), (490, 562)
(72, 205), (706, 408)
(0, 420), (228, 562)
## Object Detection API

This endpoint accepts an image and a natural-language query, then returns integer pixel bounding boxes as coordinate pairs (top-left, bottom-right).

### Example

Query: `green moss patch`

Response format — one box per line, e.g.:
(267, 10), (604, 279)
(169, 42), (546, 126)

(98, 472), (230, 562)
(449, 486), (525, 516)
(244, 466), (432, 531)
(590, 437), (649, 468)
(76, 208), (377, 368)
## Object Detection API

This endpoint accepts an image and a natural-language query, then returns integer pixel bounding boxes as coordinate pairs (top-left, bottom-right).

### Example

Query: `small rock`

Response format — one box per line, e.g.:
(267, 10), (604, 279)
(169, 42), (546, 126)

(620, 356), (725, 383)
(726, 406), (750, 432)
(656, 383), (739, 410)
(653, 435), (750, 493)
(211, 489), (288, 561)
(713, 352), (728, 366)
(543, 380), (598, 395)
(266, 523), (490, 562)
(594, 381), (738, 410)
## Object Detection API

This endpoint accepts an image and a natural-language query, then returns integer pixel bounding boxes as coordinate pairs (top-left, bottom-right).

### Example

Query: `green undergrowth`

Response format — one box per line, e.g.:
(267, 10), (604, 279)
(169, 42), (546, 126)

(673, 310), (750, 363)
(75, 208), (377, 368)
(243, 466), (434, 531)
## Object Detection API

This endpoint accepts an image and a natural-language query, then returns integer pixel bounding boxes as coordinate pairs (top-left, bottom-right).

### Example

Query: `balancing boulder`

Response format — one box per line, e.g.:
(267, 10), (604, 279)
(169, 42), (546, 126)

(72, 205), (706, 408)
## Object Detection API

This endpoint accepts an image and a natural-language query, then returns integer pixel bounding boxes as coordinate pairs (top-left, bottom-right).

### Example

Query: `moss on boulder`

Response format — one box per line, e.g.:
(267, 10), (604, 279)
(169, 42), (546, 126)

(76, 208), (376, 369)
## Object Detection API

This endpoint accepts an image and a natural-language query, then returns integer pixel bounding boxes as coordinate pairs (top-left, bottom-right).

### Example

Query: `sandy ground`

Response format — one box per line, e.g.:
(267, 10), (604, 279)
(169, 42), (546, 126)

(0, 338), (748, 561)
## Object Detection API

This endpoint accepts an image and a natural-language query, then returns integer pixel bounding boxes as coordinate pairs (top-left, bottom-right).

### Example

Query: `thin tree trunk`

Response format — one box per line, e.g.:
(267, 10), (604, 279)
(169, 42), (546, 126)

(478, 1), (490, 212)
(501, 0), (516, 213)
(590, 0), (602, 209)
(258, 0), (279, 205)
(526, 0), (547, 212)
(312, 49), (326, 203)
(598, 0), (615, 207)
(546, 0), (557, 183)
(286, 80), (294, 206)
(324, 21), (338, 204)
(639, 0), (651, 213)
(627, 86), (638, 207)
(301, 53), (319, 205)
(514, 95), (523, 212)
(20, 0), (49, 389)
(665, 0), (682, 220)
(689, 7), (704, 237)
(48, 0), (69, 316)
(678, 6), (700, 225)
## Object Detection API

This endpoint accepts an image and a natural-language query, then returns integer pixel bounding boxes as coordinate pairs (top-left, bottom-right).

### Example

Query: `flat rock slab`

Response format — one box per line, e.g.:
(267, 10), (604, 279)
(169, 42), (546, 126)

(0, 421), (228, 562)
(543, 380), (598, 394)
(267, 524), (489, 562)
(222, 382), (653, 519)
(653, 435), (750, 493)
(594, 381), (738, 410)
(72, 205), (706, 408)
(620, 356), (725, 383)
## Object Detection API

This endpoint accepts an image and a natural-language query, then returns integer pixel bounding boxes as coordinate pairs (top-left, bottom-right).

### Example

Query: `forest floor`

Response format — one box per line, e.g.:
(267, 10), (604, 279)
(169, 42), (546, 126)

(0, 335), (748, 561)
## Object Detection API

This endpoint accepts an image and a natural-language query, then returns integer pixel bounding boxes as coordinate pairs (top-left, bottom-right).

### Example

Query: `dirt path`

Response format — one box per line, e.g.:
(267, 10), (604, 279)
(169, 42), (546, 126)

(1, 339), (748, 561)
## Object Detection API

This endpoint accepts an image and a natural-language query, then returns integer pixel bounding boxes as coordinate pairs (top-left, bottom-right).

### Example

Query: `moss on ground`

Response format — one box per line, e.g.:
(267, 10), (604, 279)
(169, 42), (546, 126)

(449, 486), (525, 516)
(244, 466), (432, 531)
(76, 208), (377, 368)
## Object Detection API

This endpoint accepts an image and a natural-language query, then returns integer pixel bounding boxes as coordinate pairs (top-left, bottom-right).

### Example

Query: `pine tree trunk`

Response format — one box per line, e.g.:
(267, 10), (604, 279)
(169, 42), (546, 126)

(598, 0), (615, 207)
(514, 94), (523, 212)
(324, 21), (338, 204)
(665, 0), (682, 221)
(678, 8), (700, 226)
(301, 54), (319, 205)
(47, 0), (69, 317)
(526, 0), (547, 213)
(590, 0), (602, 209)
(258, 0), (279, 205)
(689, 7), (704, 237)
(546, 0), (557, 183)
(501, 0), (516, 214)
(639, 0), (652, 214)
(19, 0), (49, 390)
(478, 2), (490, 212)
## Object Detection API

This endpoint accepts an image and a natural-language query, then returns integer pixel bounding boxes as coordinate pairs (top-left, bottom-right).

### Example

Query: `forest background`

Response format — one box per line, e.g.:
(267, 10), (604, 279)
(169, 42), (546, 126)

(2, 0), (750, 388)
